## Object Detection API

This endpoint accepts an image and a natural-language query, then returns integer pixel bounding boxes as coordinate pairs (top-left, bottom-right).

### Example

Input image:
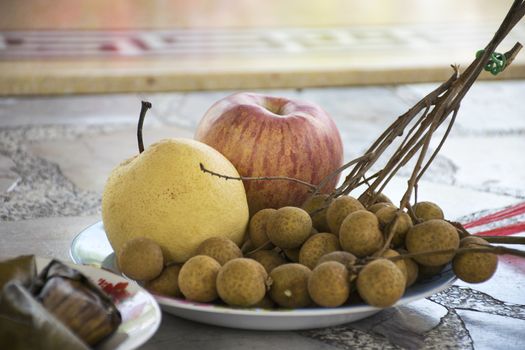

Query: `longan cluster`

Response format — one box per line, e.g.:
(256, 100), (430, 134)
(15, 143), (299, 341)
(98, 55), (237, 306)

(116, 196), (498, 309)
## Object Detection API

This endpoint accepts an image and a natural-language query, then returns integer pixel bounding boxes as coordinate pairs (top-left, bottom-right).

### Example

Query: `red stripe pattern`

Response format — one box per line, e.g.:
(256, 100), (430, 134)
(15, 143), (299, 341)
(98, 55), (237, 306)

(462, 202), (525, 236)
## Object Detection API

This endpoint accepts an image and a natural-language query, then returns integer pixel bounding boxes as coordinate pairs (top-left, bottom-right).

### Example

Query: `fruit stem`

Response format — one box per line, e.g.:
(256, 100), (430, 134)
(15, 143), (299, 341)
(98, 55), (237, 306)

(199, 163), (317, 191)
(244, 240), (273, 256)
(374, 211), (402, 257)
(137, 101), (152, 154)
(384, 244), (525, 262)
(477, 235), (525, 245)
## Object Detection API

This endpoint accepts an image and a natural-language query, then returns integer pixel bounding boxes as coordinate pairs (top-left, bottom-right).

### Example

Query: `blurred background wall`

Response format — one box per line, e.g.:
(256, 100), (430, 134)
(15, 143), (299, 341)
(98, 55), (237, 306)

(0, 0), (523, 95)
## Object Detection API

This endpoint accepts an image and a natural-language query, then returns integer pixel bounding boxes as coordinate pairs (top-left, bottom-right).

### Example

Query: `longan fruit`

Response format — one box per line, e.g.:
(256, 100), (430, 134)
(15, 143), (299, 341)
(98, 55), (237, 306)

(145, 264), (182, 297)
(381, 249), (407, 284)
(216, 258), (267, 307)
(195, 236), (242, 266)
(358, 191), (393, 207)
(241, 239), (255, 253)
(269, 263), (313, 308)
(316, 251), (357, 269)
(246, 258), (269, 280)
(326, 196), (364, 235)
(339, 210), (384, 258)
(248, 208), (277, 249)
(266, 207), (312, 249)
(375, 207), (413, 247)
(302, 194), (331, 232)
(405, 219), (459, 266)
(248, 250), (287, 274)
(178, 255), (220, 302)
(299, 233), (341, 269)
(308, 261), (350, 307)
(397, 249), (418, 287)
(418, 263), (446, 280)
(283, 247), (300, 262)
(412, 201), (444, 222)
(453, 237), (497, 283)
(459, 235), (489, 247)
(252, 294), (275, 309)
(357, 259), (405, 308)
(283, 229), (316, 262)
(117, 237), (164, 281)
(367, 202), (394, 214)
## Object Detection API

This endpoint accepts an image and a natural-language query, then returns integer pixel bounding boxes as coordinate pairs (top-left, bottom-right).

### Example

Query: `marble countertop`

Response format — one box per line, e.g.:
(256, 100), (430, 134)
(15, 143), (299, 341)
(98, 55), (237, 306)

(1, 81), (524, 349)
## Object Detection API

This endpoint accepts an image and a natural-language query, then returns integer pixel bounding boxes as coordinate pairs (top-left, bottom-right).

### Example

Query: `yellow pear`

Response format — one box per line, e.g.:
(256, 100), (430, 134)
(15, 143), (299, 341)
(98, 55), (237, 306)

(102, 138), (249, 263)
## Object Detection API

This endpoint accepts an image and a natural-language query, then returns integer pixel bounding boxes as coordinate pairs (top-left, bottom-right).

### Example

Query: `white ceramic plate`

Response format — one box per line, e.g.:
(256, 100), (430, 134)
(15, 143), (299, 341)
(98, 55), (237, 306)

(70, 221), (456, 331)
(36, 256), (162, 349)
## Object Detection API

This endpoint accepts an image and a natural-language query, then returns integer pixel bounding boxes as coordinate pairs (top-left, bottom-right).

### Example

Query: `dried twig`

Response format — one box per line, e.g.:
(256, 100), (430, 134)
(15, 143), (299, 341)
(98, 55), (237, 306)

(199, 163), (318, 191)
(311, 1), (524, 209)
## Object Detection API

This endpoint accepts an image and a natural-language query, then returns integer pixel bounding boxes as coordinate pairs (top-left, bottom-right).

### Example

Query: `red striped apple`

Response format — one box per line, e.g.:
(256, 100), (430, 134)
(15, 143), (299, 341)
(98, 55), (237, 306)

(195, 92), (344, 215)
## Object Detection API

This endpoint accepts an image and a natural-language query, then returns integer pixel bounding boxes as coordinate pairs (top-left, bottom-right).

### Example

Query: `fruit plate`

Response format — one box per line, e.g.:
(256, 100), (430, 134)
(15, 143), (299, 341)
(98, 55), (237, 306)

(36, 256), (162, 349)
(70, 221), (456, 331)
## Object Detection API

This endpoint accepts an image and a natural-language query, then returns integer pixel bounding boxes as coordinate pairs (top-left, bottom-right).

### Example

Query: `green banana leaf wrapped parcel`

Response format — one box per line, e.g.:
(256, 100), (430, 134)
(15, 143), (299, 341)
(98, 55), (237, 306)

(0, 255), (121, 349)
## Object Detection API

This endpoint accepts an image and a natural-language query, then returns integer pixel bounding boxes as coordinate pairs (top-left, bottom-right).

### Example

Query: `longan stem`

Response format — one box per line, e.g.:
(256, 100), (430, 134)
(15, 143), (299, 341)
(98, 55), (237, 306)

(245, 240), (273, 256)
(477, 236), (525, 245)
(375, 212), (402, 257)
(311, 2), (524, 205)
(385, 245), (525, 262)
(137, 101), (152, 154)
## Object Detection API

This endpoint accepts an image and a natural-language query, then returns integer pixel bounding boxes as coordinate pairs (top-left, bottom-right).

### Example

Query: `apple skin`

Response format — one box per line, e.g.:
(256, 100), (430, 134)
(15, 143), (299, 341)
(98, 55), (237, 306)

(195, 92), (344, 215)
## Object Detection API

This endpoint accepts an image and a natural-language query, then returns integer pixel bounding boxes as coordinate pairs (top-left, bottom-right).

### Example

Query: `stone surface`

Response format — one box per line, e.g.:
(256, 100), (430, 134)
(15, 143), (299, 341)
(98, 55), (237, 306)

(404, 81), (525, 133)
(0, 94), (161, 127)
(29, 125), (193, 193)
(302, 299), (448, 349)
(144, 314), (338, 350)
(457, 310), (525, 350)
(0, 215), (99, 260)
(0, 153), (18, 192)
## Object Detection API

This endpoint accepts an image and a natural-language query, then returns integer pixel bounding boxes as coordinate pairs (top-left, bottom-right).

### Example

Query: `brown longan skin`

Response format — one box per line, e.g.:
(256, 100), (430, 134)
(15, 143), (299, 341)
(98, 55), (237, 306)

(178, 255), (221, 302)
(216, 258), (267, 307)
(195, 236), (242, 266)
(248, 208), (277, 249)
(269, 263), (313, 308)
(453, 237), (498, 283)
(357, 259), (406, 308)
(245, 258), (269, 280)
(418, 263), (446, 280)
(382, 249), (408, 284)
(283, 247), (300, 262)
(248, 250), (287, 274)
(252, 294), (275, 309)
(117, 237), (164, 281)
(339, 210), (384, 258)
(406, 219), (459, 266)
(316, 251), (357, 269)
(404, 258), (419, 287)
(460, 236), (490, 247)
(413, 201), (444, 222)
(302, 194), (331, 232)
(375, 207), (413, 247)
(266, 207), (312, 249)
(397, 249), (419, 287)
(299, 233), (341, 269)
(326, 196), (365, 235)
(308, 261), (350, 307)
(367, 202), (394, 214)
(145, 264), (183, 297)
(358, 191), (393, 207)
(283, 229), (316, 262)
